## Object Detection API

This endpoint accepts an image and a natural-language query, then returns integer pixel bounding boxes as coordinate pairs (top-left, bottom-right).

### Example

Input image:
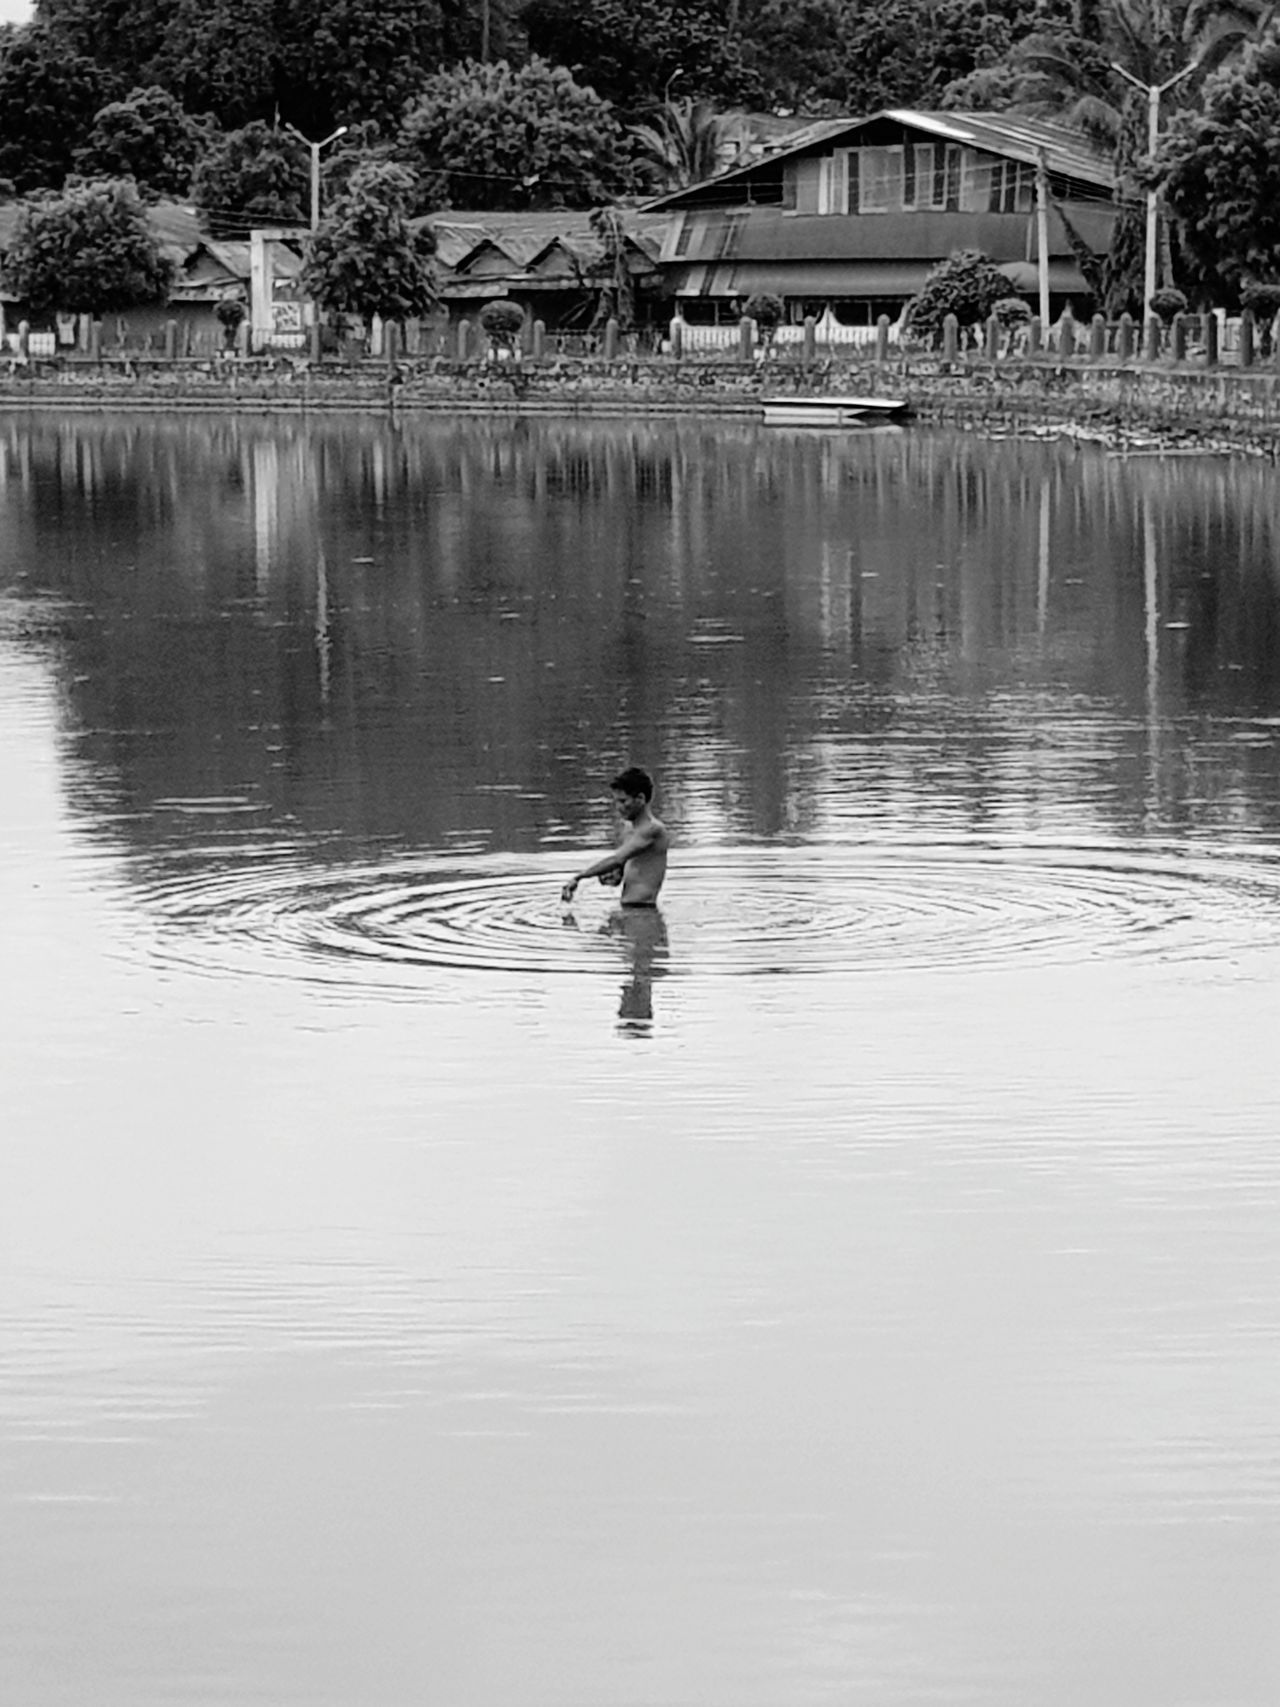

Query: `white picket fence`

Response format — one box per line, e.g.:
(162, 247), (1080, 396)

(672, 312), (901, 353)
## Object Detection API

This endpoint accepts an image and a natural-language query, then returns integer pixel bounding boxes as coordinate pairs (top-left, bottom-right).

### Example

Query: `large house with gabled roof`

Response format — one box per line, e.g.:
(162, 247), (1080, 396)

(646, 109), (1118, 327)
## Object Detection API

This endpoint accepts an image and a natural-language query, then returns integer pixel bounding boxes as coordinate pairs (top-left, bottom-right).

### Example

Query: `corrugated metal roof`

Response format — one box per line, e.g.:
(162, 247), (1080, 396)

(676, 255), (1089, 298)
(665, 203), (1114, 267)
(885, 110), (1113, 188)
(646, 108), (1115, 209)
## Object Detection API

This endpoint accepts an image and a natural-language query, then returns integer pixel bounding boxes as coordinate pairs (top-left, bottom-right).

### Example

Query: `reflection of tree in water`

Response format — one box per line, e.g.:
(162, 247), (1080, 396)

(4, 417), (1280, 860)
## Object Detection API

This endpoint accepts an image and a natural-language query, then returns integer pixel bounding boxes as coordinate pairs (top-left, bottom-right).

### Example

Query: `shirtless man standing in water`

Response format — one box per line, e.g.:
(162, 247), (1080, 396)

(561, 766), (669, 907)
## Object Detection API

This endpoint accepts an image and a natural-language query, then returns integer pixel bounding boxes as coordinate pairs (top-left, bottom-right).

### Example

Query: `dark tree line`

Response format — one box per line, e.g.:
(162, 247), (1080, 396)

(0, 0), (1274, 304)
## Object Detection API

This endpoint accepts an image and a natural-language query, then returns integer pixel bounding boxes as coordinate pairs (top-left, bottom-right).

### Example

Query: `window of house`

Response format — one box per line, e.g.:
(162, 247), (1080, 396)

(944, 145), (962, 211)
(986, 160), (1035, 213)
(711, 210), (746, 258)
(857, 146), (904, 212)
(671, 214), (693, 258)
(912, 144), (937, 208)
(818, 151), (853, 214)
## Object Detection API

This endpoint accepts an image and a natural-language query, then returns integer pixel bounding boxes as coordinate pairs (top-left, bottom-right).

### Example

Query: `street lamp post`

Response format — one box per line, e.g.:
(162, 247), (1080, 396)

(1111, 62), (1195, 320)
(285, 124), (349, 231)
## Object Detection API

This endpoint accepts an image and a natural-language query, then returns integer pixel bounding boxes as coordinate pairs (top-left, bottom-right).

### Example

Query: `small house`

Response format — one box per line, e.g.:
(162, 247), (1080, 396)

(646, 109), (1118, 330)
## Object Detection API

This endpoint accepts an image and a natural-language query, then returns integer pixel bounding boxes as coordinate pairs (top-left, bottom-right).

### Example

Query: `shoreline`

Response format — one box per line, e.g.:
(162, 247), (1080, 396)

(1, 357), (1278, 455)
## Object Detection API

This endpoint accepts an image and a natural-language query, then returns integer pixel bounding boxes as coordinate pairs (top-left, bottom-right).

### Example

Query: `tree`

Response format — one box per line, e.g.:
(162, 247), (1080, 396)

(40, 0), (446, 135)
(631, 98), (746, 191)
(397, 57), (635, 211)
(1157, 27), (1280, 296)
(974, 1), (1208, 313)
(520, 0), (757, 114)
(904, 249), (1013, 342)
(2, 177), (174, 317)
(191, 122), (308, 234)
(74, 86), (209, 200)
(0, 24), (114, 192)
(300, 160), (438, 331)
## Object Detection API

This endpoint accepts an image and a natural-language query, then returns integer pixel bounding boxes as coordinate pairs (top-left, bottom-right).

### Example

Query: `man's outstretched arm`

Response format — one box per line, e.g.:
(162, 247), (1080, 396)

(561, 826), (656, 902)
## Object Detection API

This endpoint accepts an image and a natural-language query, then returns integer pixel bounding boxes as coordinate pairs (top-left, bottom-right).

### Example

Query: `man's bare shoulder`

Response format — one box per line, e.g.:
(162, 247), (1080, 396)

(641, 813), (670, 850)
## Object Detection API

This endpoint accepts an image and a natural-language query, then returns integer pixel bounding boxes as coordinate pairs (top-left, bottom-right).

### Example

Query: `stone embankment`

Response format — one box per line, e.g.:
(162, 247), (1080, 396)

(3, 352), (1280, 455)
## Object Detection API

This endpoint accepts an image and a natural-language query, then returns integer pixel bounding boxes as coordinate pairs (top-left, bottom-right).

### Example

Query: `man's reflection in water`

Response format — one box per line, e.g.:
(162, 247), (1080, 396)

(600, 906), (669, 1034)
(562, 903), (670, 1033)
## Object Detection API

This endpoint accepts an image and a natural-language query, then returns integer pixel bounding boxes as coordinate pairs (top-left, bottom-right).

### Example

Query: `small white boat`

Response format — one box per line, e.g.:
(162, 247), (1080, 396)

(760, 395), (911, 427)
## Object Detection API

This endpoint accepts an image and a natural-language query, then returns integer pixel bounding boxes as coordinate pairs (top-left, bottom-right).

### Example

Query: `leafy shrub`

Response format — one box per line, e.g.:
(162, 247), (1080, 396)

(992, 295), (1030, 327)
(904, 249), (1009, 344)
(214, 293), (246, 346)
(479, 299), (525, 347)
(1240, 281), (1280, 318)
(1148, 287), (1187, 325)
(741, 290), (784, 338)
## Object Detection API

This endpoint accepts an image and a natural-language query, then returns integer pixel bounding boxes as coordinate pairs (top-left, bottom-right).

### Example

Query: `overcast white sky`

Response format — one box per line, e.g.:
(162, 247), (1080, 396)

(0, 1), (31, 19)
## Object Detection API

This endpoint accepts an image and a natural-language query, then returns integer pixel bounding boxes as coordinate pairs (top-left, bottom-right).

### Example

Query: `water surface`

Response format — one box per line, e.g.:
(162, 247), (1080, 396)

(2, 415), (1279, 1706)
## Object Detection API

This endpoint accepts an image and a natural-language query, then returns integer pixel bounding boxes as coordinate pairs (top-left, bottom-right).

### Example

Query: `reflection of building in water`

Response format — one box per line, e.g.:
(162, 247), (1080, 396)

(6, 414), (1280, 859)
(251, 435), (320, 585)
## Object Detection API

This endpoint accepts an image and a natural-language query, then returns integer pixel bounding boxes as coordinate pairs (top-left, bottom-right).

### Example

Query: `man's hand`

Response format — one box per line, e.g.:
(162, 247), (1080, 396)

(560, 878), (579, 904)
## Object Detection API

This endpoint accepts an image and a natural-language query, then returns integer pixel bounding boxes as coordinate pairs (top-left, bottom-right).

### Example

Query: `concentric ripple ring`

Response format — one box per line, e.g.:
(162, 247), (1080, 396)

(133, 839), (1280, 993)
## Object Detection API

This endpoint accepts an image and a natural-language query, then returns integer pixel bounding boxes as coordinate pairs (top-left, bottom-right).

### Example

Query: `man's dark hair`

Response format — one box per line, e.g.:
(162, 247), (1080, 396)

(611, 765), (654, 802)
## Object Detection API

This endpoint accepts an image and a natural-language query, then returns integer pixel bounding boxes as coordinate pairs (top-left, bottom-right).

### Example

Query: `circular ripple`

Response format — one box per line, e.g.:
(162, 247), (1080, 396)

(135, 840), (1280, 993)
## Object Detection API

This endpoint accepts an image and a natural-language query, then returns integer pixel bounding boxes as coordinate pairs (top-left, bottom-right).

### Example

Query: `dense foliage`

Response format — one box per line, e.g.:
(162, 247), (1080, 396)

(0, 0), (1261, 314)
(397, 57), (634, 211)
(300, 160), (439, 326)
(74, 86), (209, 199)
(904, 249), (1013, 341)
(37, 0), (447, 134)
(2, 176), (174, 314)
(1157, 28), (1280, 297)
(191, 122), (308, 233)
(0, 25), (111, 192)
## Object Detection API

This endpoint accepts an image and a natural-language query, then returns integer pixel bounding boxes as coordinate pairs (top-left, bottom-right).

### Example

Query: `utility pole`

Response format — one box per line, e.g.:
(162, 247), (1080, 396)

(285, 124), (350, 231)
(1111, 61), (1195, 320)
(1035, 149), (1051, 330)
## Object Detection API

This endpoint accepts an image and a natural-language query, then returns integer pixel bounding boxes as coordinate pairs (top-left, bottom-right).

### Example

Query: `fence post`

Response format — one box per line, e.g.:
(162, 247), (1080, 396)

(1143, 315), (1161, 362)
(309, 320), (322, 363)
(802, 315), (817, 366)
(16, 320), (28, 358)
(1171, 313), (1187, 362)
(1027, 315), (1042, 356)
(1089, 313), (1106, 360)
(163, 318), (178, 361)
(1115, 312), (1133, 362)
(738, 314), (755, 362)
(385, 321), (399, 364)
(90, 320), (102, 362)
(941, 313), (959, 361)
(875, 314), (891, 364)
(1239, 308), (1256, 368)
(669, 315), (684, 360)
(984, 312), (1000, 359)
(456, 318), (471, 361)
(1059, 310), (1076, 360)
(1203, 312), (1219, 368)
(603, 317), (619, 360)
(532, 319), (546, 361)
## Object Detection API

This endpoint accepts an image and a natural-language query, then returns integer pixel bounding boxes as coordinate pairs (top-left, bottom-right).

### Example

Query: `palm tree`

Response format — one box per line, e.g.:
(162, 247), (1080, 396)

(1008, 0), (1204, 312)
(630, 97), (746, 191)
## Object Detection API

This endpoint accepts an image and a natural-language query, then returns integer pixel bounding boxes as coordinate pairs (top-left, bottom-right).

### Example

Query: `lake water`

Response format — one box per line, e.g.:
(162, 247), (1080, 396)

(2, 413), (1279, 1707)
